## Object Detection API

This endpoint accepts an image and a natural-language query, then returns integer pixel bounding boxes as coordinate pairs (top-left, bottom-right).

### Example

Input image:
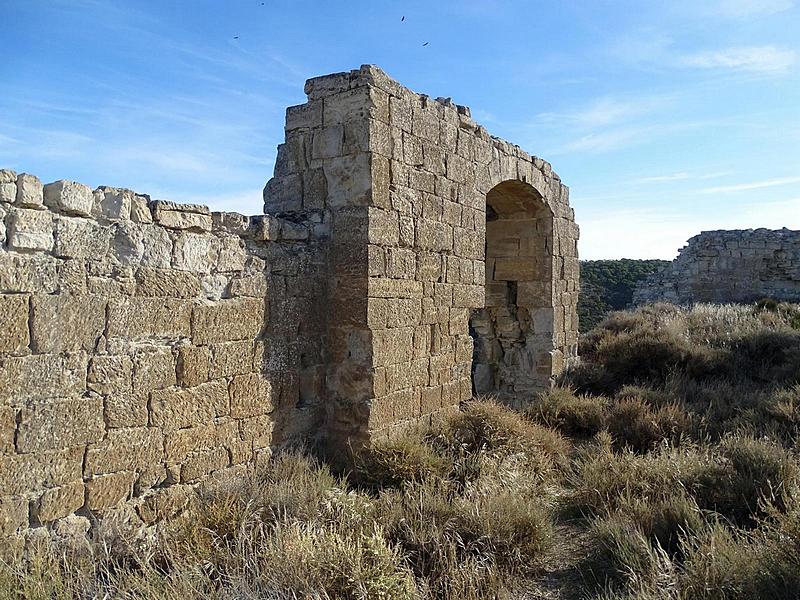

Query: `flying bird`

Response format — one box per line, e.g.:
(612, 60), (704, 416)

(422, 42), (429, 46)
(233, 36), (239, 39)
(401, 15), (405, 21)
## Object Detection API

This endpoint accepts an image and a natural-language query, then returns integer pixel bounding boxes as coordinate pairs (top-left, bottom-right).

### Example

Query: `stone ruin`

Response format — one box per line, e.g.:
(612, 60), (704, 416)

(0, 65), (579, 551)
(634, 228), (800, 306)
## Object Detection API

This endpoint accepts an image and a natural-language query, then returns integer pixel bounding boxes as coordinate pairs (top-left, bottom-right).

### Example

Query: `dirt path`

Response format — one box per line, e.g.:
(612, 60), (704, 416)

(521, 521), (594, 599)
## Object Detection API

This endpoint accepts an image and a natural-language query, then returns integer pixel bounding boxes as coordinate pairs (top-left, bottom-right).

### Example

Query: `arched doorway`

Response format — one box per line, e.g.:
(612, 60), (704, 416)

(470, 180), (554, 404)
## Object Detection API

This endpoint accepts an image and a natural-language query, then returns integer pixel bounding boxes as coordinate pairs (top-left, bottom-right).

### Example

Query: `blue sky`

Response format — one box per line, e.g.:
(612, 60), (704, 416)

(1, 0), (798, 259)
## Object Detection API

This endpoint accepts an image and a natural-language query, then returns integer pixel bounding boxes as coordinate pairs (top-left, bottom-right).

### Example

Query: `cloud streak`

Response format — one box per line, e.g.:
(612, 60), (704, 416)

(682, 46), (796, 73)
(700, 176), (800, 194)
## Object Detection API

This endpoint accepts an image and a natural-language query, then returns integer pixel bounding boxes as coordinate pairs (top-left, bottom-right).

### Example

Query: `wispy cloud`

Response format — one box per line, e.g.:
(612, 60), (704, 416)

(710, 0), (795, 18)
(682, 46), (796, 73)
(628, 171), (732, 184)
(538, 95), (673, 128)
(700, 176), (800, 194)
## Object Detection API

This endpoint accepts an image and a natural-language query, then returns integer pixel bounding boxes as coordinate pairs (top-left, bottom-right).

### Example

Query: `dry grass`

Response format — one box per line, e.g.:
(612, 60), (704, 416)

(4, 301), (800, 599)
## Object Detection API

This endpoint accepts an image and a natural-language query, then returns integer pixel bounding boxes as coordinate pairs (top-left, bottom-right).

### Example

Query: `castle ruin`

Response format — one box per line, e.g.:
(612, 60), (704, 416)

(0, 65), (579, 550)
(634, 228), (800, 305)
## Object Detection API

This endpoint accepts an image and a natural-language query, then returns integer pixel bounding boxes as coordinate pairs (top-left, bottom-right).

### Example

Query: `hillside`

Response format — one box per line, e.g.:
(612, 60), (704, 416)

(579, 259), (669, 331)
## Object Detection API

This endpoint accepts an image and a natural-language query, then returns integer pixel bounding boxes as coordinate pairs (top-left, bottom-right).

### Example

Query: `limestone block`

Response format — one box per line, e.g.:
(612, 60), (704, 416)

(372, 327), (414, 367)
(17, 396), (104, 453)
(88, 355), (133, 395)
(239, 414), (274, 448)
(280, 220), (308, 241)
(286, 100), (323, 130)
(112, 222), (173, 268)
(209, 340), (257, 379)
(132, 348), (177, 395)
(0, 182), (15, 204)
(211, 211), (249, 236)
(93, 187), (132, 220)
(367, 207), (399, 246)
(86, 471), (135, 511)
(0, 353), (87, 405)
(324, 153), (372, 208)
(14, 173), (43, 208)
(0, 407), (14, 453)
(8, 208), (53, 251)
(180, 448), (229, 483)
(262, 174), (302, 213)
(43, 180), (93, 216)
(368, 277), (423, 299)
(386, 298), (421, 328)
(84, 427), (164, 476)
(106, 393), (148, 428)
(229, 273), (268, 297)
(150, 380), (229, 429)
(453, 284), (484, 308)
(137, 485), (193, 525)
(30, 294), (106, 353)
(35, 481), (85, 522)
(229, 373), (274, 418)
(312, 125), (343, 159)
(0, 294), (29, 355)
(192, 298), (266, 345)
(176, 345), (211, 387)
(0, 497), (27, 536)
(129, 194), (152, 224)
(153, 203), (212, 232)
(134, 266), (201, 298)
(216, 235), (248, 271)
(173, 231), (216, 273)
(0, 447), (83, 496)
(53, 216), (112, 258)
(107, 297), (191, 339)
(164, 424), (215, 463)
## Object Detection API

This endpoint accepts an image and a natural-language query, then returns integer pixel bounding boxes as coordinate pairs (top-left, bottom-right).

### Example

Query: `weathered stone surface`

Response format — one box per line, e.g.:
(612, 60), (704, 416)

(15, 173), (43, 208)
(54, 216), (112, 258)
(44, 180), (93, 216)
(8, 208), (53, 250)
(108, 297), (192, 339)
(35, 481), (85, 522)
(93, 187), (132, 220)
(173, 231), (216, 273)
(134, 267), (201, 298)
(0, 294), (29, 355)
(88, 355), (133, 395)
(0, 446), (84, 496)
(176, 345), (210, 387)
(180, 448), (229, 482)
(150, 380), (229, 429)
(31, 294), (106, 353)
(86, 471), (135, 511)
(137, 485), (194, 525)
(0, 254), (57, 293)
(153, 203), (212, 232)
(0, 353), (87, 405)
(229, 373), (274, 418)
(112, 222), (173, 268)
(635, 228), (800, 305)
(84, 428), (163, 476)
(192, 298), (266, 345)
(132, 348), (177, 395)
(0, 497), (27, 536)
(17, 396), (104, 453)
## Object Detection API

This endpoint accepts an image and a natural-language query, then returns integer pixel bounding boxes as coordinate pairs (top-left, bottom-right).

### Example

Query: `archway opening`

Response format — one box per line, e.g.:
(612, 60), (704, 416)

(470, 180), (554, 404)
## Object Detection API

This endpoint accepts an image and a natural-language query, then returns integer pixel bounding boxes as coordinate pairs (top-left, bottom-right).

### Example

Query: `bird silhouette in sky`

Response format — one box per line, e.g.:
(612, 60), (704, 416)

(401, 15), (405, 21)
(233, 36), (239, 39)
(422, 42), (429, 46)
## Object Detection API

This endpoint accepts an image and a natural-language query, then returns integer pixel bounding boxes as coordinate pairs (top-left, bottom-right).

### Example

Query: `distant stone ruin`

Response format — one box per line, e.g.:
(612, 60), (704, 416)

(0, 65), (579, 551)
(634, 228), (800, 306)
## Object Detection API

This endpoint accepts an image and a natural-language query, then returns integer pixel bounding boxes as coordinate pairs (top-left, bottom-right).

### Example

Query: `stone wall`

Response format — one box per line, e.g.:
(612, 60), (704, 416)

(633, 228), (800, 306)
(0, 64), (579, 550)
(0, 170), (328, 553)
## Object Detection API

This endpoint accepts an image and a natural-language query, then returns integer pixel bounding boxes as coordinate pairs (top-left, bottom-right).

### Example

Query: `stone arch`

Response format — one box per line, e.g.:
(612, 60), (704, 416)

(470, 179), (555, 403)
